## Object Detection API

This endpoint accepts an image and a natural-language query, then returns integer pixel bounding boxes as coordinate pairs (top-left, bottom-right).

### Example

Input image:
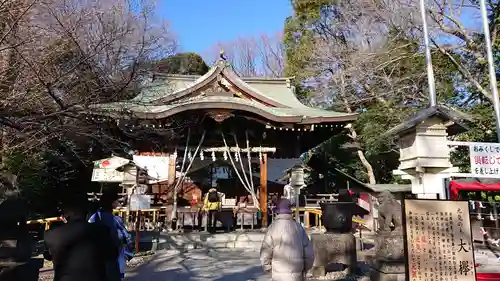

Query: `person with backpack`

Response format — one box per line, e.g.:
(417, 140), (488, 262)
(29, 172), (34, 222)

(203, 188), (221, 233)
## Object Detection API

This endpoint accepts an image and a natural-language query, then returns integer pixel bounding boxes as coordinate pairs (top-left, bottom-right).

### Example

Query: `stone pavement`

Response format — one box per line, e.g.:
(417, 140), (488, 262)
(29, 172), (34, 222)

(124, 248), (371, 281)
(125, 248), (270, 281)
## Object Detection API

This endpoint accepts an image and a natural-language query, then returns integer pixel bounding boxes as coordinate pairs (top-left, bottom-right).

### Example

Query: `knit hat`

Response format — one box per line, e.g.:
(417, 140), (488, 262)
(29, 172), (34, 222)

(274, 198), (292, 214)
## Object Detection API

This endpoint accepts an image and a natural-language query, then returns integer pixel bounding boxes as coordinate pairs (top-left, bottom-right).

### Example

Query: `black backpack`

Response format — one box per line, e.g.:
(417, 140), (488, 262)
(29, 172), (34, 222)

(208, 191), (219, 203)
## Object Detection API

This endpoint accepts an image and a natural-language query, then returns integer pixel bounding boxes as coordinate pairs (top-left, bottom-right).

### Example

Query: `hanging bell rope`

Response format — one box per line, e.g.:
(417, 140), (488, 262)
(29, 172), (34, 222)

(245, 131), (255, 194)
(174, 130), (206, 193)
(175, 128), (190, 191)
(233, 134), (252, 194)
(171, 128), (191, 220)
(172, 129), (206, 220)
(221, 133), (260, 210)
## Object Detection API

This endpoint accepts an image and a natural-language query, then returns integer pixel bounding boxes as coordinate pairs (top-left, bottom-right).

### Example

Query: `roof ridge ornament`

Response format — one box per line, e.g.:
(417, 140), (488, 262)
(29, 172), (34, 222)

(220, 48), (227, 61)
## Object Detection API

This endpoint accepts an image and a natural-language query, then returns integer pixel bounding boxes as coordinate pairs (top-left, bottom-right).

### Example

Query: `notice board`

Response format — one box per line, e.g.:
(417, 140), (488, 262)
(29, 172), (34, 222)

(403, 199), (476, 281)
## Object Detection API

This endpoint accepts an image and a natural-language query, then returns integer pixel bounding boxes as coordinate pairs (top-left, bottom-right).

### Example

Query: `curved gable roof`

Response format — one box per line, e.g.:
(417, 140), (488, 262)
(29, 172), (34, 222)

(90, 59), (358, 124)
(133, 59), (306, 108)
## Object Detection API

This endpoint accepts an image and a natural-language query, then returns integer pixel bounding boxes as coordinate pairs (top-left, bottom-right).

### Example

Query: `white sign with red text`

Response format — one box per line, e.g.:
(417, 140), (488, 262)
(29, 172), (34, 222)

(469, 142), (500, 177)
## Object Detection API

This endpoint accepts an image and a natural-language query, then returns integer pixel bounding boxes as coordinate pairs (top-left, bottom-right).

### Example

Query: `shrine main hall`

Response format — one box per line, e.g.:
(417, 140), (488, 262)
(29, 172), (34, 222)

(89, 57), (357, 227)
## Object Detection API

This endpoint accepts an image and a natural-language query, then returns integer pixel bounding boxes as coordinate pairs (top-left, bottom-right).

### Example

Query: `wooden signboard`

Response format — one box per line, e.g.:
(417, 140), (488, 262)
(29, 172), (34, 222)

(403, 199), (476, 281)
(91, 156), (130, 182)
(91, 168), (123, 182)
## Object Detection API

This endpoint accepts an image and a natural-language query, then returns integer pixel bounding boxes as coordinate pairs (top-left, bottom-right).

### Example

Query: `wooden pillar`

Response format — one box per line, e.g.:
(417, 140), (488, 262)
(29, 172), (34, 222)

(260, 153), (268, 227)
(168, 153), (176, 186)
(135, 210), (141, 253)
(305, 210), (310, 229)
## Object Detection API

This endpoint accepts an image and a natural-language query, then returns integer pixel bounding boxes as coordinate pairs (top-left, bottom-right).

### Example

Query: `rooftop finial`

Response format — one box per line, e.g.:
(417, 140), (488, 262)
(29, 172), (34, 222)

(220, 48), (226, 61)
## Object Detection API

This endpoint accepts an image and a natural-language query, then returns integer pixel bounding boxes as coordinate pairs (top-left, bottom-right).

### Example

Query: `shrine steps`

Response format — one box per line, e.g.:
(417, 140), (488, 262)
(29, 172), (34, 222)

(133, 230), (374, 252)
(133, 231), (266, 251)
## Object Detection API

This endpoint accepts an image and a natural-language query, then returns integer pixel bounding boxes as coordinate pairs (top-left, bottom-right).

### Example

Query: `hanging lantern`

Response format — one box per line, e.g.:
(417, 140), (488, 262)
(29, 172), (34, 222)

(211, 151), (216, 162)
(200, 151), (205, 161)
(234, 151), (239, 162)
(223, 150), (228, 161)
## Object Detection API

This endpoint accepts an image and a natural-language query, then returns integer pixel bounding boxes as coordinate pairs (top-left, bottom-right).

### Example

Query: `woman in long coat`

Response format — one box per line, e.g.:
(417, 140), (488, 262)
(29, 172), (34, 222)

(260, 199), (314, 281)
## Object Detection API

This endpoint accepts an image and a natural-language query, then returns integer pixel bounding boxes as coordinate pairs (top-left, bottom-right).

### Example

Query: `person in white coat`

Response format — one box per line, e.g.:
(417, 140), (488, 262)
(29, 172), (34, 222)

(260, 199), (314, 281)
(283, 181), (296, 205)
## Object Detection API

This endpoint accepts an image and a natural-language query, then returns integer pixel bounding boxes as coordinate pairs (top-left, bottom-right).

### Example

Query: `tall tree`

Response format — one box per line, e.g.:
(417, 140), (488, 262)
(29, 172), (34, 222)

(0, 0), (176, 154)
(0, 0), (176, 215)
(284, 0), (462, 183)
(154, 52), (209, 75)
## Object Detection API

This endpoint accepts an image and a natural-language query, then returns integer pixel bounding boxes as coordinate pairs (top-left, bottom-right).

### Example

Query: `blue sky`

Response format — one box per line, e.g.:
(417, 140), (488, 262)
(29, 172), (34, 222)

(158, 0), (292, 55)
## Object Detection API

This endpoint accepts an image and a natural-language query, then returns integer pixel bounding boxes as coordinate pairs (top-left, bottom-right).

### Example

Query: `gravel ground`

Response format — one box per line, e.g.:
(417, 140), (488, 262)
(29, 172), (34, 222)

(124, 248), (370, 281)
(38, 249), (370, 281)
(37, 255), (152, 281)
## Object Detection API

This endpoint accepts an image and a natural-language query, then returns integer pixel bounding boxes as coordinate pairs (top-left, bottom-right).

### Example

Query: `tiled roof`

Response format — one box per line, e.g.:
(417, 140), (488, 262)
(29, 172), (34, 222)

(89, 59), (356, 123)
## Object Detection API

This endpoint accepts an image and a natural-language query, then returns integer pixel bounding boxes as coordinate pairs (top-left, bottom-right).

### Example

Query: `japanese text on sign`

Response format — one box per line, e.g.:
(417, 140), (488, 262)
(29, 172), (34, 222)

(404, 200), (476, 281)
(470, 143), (500, 177)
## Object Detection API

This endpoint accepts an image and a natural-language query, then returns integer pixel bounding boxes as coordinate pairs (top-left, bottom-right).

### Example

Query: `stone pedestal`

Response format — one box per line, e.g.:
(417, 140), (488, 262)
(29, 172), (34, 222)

(368, 231), (405, 281)
(310, 233), (357, 277)
(369, 260), (405, 281)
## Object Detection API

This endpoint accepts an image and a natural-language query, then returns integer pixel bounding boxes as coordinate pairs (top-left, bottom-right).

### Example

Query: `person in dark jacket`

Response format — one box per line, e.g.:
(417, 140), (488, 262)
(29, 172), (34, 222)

(44, 198), (119, 281)
(88, 190), (123, 280)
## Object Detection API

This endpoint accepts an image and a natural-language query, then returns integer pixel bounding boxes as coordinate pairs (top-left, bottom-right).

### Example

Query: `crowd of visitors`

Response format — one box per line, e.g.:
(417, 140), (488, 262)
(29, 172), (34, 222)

(42, 189), (313, 281)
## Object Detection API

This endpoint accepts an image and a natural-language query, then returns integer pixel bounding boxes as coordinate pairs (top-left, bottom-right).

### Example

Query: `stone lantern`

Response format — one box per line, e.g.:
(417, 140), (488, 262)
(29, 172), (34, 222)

(289, 166), (305, 186)
(289, 165), (306, 223)
(384, 106), (471, 199)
